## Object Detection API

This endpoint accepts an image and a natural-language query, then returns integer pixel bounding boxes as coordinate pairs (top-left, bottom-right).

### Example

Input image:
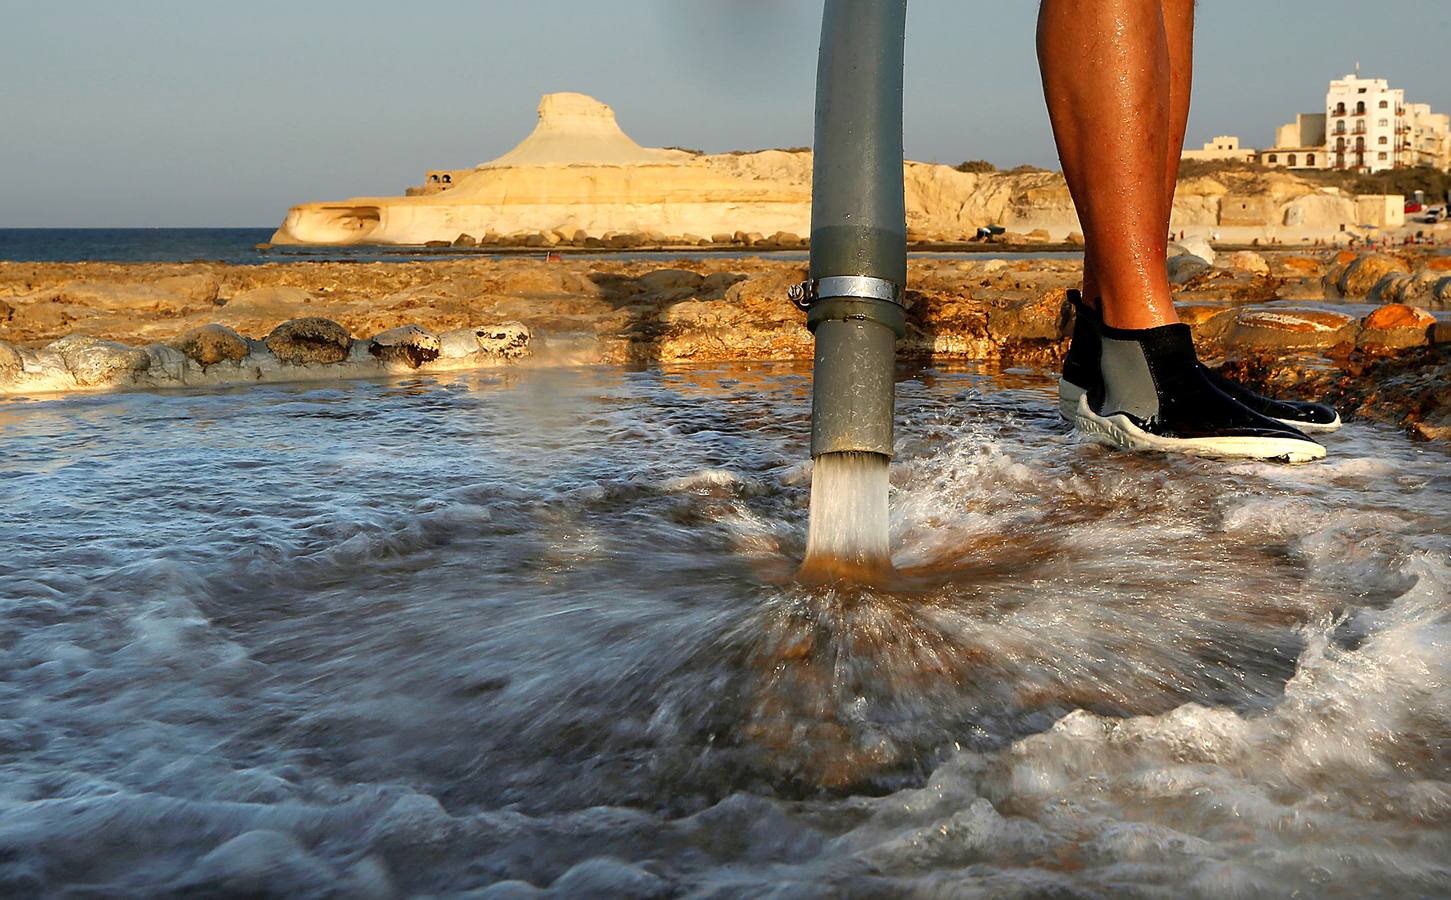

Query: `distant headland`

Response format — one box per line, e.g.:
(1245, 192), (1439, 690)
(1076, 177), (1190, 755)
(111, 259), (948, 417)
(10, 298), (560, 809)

(271, 93), (1419, 248)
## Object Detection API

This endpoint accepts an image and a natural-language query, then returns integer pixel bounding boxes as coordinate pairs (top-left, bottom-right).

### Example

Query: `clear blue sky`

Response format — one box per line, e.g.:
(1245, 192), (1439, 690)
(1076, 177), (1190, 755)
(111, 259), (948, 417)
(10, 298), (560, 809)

(2, 0), (1447, 227)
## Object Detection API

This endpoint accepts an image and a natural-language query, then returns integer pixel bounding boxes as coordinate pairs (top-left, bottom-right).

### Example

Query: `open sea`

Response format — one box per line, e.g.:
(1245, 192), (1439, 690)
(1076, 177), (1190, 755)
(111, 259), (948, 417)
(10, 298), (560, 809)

(0, 228), (1093, 266)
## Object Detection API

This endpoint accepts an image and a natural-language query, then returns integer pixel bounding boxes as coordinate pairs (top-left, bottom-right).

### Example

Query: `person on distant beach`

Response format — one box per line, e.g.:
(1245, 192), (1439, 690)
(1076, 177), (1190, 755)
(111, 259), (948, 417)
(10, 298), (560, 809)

(1037, 0), (1340, 461)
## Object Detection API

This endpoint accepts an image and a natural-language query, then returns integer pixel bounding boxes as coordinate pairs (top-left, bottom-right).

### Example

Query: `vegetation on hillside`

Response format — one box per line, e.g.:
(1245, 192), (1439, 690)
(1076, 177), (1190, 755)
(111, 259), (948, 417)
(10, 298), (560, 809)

(954, 159), (996, 173)
(1178, 159), (1450, 199)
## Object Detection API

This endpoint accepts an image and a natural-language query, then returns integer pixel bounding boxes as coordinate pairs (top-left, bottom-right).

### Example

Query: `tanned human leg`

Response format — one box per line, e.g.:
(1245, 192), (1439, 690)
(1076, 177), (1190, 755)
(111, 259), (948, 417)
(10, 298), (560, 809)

(1039, 0), (1324, 461)
(1081, 0), (1194, 309)
(1038, 0), (1176, 330)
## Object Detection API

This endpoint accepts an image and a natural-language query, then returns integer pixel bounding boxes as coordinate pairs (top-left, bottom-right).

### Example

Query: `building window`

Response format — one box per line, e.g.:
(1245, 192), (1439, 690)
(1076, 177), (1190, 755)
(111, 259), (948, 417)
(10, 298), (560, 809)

(1355, 101), (1366, 114)
(1378, 152), (1387, 160)
(1268, 153), (1278, 162)
(1307, 153), (1315, 165)
(1289, 154), (1298, 166)
(441, 174), (451, 183)
(1379, 119), (1388, 126)
(1379, 136), (1388, 145)
(1379, 99), (1388, 108)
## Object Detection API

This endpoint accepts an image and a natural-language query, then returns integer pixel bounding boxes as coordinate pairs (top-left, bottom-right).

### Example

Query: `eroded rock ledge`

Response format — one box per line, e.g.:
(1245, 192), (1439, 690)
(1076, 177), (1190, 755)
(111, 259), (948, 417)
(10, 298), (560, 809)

(1, 319), (531, 397)
(2, 249), (1448, 436)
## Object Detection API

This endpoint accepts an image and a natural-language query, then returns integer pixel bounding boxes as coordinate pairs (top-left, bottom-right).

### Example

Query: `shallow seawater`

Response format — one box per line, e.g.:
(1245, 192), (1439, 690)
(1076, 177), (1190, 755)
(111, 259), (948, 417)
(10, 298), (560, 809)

(1, 362), (1448, 898)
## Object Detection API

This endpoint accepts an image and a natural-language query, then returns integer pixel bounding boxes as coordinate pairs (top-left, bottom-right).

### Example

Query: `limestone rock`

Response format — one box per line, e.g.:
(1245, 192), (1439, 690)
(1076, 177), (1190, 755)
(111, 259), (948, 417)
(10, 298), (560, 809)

(1225, 306), (1358, 350)
(638, 268), (704, 301)
(1175, 303), (1236, 340)
(1359, 304), (1434, 349)
(700, 271), (747, 298)
(473, 323), (532, 359)
(222, 285), (315, 318)
(0, 298), (12, 322)
(438, 325), (536, 360)
(1334, 254), (1409, 298)
(144, 343), (189, 381)
(368, 324), (441, 368)
(155, 274), (220, 307)
(1378, 269), (1448, 308)
(1167, 254), (1212, 284)
(438, 327), (493, 358)
(1276, 256), (1323, 276)
(1168, 237), (1215, 266)
(46, 334), (152, 386)
(54, 280), (212, 315)
(264, 317), (353, 365)
(0, 340), (22, 382)
(1229, 250), (1269, 275)
(710, 233), (734, 245)
(986, 291), (1070, 341)
(453, 233), (477, 247)
(1065, 231), (1085, 245)
(171, 324), (249, 366)
(271, 92), (1386, 249)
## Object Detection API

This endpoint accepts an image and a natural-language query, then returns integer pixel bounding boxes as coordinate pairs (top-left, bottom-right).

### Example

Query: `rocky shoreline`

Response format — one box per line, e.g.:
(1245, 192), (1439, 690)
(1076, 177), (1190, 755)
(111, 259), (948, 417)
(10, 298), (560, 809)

(2, 248), (1449, 438)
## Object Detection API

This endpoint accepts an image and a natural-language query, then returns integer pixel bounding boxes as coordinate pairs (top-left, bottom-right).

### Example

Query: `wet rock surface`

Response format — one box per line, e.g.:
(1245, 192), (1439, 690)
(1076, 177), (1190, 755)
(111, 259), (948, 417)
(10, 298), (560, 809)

(3, 250), (1449, 434)
(1221, 343), (1451, 440)
(369, 324), (442, 368)
(0, 340), (21, 381)
(265, 317), (353, 365)
(46, 334), (151, 386)
(171, 323), (250, 366)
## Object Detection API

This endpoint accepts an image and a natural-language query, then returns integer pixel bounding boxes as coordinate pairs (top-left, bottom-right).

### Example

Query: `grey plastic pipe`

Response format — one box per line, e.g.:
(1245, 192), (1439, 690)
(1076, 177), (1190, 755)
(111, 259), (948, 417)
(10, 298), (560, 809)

(806, 0), (908, 459)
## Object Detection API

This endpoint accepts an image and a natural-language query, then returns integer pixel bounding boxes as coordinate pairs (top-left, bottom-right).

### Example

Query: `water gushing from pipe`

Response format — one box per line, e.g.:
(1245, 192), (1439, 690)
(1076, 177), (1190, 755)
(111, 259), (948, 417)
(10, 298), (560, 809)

(800, 450), (892, 582)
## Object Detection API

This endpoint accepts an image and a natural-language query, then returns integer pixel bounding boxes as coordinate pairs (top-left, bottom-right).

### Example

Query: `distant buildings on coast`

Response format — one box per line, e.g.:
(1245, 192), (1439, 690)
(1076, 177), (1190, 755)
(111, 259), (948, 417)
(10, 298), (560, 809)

(1183, 72), (1451, 174)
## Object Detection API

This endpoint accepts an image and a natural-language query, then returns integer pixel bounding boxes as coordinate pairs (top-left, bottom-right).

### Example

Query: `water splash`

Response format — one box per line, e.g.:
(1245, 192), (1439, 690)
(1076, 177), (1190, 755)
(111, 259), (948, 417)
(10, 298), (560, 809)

(799, 451), (892, 582)
(1, 364), (1448, 896)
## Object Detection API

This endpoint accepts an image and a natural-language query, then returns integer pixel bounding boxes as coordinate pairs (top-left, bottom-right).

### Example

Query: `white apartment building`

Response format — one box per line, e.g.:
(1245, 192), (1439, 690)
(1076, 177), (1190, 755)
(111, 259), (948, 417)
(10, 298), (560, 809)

(1326, 73), (1404, 172)
(1404, 102), (1451, 170)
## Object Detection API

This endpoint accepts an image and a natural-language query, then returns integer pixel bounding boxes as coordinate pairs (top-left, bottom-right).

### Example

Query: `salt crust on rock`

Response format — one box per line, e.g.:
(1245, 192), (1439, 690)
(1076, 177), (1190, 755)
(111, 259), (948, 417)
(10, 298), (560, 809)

(46, 334), (151, 386)
(369, 325), (442, 369)
(0, 322), (532, 397)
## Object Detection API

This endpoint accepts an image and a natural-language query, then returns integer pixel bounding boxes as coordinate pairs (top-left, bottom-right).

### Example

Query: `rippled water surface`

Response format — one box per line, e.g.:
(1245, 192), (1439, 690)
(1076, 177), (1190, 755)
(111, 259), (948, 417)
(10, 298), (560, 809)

(2, 363), (1448, 898)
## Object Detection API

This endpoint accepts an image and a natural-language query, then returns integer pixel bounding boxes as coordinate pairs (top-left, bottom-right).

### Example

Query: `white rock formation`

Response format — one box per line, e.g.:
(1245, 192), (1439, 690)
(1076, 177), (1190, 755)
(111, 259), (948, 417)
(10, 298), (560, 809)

(0, 323), (532, 398)
(483, 92), (690, 168)
(271, 92), (1384, 247)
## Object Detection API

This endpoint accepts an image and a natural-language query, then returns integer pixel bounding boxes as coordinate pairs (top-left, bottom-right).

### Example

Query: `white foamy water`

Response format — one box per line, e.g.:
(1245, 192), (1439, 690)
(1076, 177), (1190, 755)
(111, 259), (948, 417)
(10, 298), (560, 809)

(0, 363), (1447, 897)
(801, 451), (892, 580)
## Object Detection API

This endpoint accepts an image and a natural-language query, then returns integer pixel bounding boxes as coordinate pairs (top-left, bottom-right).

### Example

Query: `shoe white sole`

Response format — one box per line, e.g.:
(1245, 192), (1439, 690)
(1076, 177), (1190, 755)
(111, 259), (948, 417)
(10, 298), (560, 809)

(1059, 378), (1340, 435)
(1070, 393), (1325, 463)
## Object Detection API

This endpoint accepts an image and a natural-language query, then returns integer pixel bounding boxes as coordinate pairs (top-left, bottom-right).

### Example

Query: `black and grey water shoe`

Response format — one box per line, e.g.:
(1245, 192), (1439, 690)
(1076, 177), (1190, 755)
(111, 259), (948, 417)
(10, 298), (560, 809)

(1072, 320), (1325, 463)
(1057, 290), (1341, 433)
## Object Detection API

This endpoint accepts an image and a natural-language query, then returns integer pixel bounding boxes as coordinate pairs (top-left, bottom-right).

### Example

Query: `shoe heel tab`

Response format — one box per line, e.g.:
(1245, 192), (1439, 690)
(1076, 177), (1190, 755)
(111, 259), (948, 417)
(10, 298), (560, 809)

(1099, 321), (1194, 354)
